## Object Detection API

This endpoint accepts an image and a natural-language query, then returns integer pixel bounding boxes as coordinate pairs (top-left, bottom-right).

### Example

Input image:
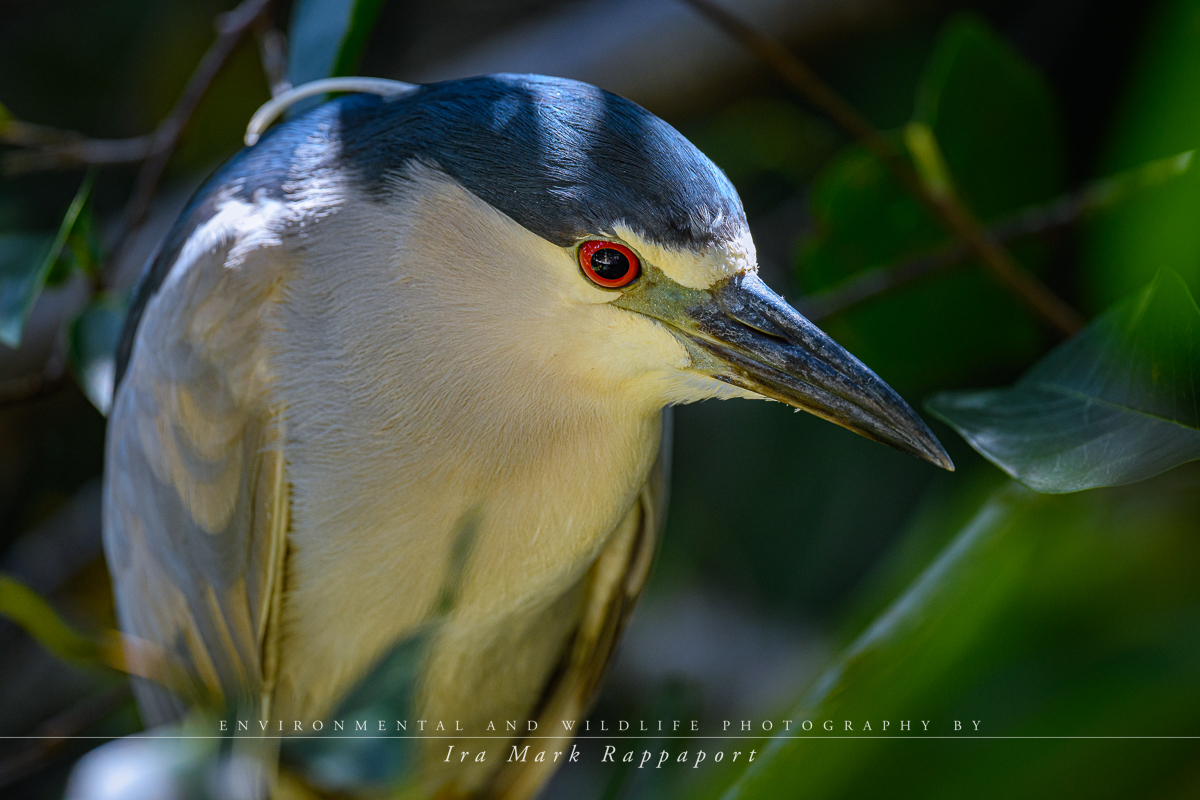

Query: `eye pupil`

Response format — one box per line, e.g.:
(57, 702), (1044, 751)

(579, 240), (640, 288)
(590, 248), (630, 280)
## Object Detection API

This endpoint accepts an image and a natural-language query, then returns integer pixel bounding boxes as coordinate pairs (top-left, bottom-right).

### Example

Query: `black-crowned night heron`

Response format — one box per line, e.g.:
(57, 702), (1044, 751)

(101, 73), (951, 798)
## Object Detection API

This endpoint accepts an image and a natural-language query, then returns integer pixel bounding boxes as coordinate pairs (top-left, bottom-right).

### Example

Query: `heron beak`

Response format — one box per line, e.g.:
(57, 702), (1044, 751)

(616, 270), (953, 470)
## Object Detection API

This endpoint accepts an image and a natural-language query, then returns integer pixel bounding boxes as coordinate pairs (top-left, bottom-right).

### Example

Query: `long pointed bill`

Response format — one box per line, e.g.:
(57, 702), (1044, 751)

(616, 270), (953, 470)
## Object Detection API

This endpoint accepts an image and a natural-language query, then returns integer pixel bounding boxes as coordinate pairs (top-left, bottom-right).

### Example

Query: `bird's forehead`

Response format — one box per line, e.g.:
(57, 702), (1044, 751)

(334, 74), (750, 254)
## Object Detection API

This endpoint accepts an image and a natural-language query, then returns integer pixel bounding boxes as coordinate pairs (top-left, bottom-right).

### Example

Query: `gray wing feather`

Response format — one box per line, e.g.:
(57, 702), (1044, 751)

(102, 202), (290, 725)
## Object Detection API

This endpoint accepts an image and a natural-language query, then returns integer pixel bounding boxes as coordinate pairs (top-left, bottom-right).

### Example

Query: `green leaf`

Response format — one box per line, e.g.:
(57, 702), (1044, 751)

(717, 470), (1200, 799)
(286, 0), (389, 87)
(912, 14), (1064, 219)
(927, 271), (1200, 493)
(1084, 0), (1200, 309)
(69, 292), (128, 416)
(283, 631), (423, 791)
(801, 139), (942, 291)
(798, 139), (1045, 391)
(1080, 149), (1195, 215)
(801, 15), (1064, 291)
(0, 170), (95, 348)
(0, 233), (56, 348)
(51, 197), (104, 287)
(0, 574), (100, 664)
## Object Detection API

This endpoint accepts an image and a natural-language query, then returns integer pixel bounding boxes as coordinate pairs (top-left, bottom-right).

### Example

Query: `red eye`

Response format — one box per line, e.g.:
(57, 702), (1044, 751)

(579, 241), (641, 288)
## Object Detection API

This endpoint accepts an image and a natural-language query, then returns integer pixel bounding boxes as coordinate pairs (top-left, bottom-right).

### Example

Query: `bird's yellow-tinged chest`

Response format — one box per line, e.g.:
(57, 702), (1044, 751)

(272, 391), (663, 720)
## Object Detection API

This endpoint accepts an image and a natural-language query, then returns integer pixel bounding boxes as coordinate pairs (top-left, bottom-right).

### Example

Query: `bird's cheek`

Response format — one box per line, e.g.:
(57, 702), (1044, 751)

(558, 308), (683, 397)
(612, 317), (707, 405)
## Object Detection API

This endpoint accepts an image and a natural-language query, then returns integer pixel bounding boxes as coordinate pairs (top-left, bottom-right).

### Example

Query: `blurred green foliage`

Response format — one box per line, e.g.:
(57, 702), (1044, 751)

(0, 170), (94, 348)
(0, 574), (103, 665)
(912, 16), (1064, 218)
(798, 15), (1064, 393)
(663, 400), (947, 617)
(687, 99), (838, 216)
(1085, 0), (1200, 310)
(719, 467), (1200, 799)
(691, 10), (1200, 799)
(0, 233), (56, 345)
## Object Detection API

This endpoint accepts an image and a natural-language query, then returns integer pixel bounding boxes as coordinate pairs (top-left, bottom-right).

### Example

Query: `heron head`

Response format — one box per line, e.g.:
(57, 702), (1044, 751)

(313, 74), (951, 468)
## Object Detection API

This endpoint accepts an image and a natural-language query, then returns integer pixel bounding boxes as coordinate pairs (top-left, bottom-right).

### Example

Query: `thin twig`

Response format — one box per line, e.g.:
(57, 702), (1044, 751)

(799, 244), (967, 322)
(2, 134), (155, 174)
(0, 334), (69, 407)
(102, 0), (273, 286)
(800, 196), (1080, 321)
(1, 0), (271, 179)
(0, 0), (273, 406)
(799, 148), (1197, 320)
(0, 120), (87, 148)
(0, 371), (68, 407)
(679, 0), (1084, 336)
(0, 684), (132, 789)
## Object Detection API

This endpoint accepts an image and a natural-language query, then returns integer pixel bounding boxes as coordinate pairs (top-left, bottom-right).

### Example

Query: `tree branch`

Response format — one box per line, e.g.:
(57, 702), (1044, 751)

(1, 0), (274, 404)
(0, 684), (131, 790)
(102, 0), (273, 286)
(799, 148), (1196, 321)
(678, 0), (1085, 336)
(0, 119), (84, 148)
(1, 0), (272, 181)
(0, 334), (69, 407)
(799, 196), (1081, 321)
(0, 371), (68, 407)
(2, 134), (155, 174)
(799, 244), (967, 322)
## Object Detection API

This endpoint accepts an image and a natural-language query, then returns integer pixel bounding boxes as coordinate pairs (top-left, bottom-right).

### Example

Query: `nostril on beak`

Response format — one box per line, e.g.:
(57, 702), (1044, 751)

(711, 275), (794, 342)
(729, 313), (790, 343)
